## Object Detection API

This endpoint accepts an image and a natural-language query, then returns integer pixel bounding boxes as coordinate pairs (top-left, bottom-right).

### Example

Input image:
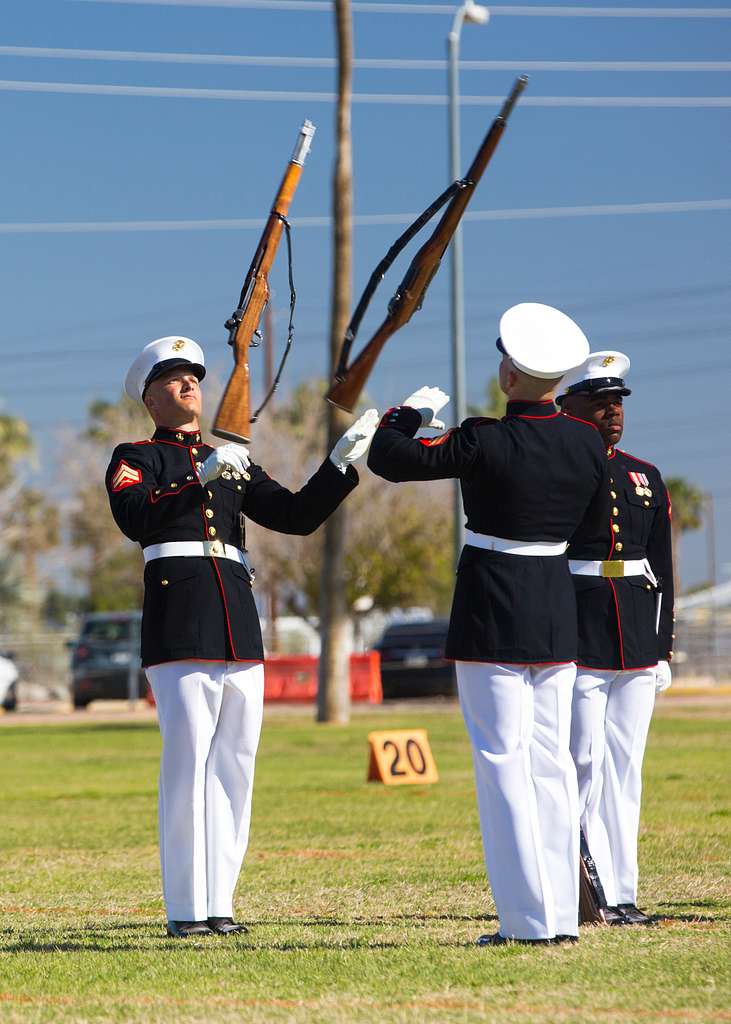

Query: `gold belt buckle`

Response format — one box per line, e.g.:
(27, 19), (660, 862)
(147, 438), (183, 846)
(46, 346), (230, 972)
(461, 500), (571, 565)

(208, 540), (224, 557)
(601, 560), (625, 578)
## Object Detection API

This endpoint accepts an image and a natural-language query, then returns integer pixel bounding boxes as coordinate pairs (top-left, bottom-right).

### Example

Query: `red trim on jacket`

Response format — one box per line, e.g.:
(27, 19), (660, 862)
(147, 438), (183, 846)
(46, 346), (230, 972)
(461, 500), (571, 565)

(189, 447), (204, 487)
(517, 411), (560, 420)
(576, 663), (659, 673)
(447, 657), (575, 667)
(608, 579), (625, 669)
(418, 429), (455, 447)
(561, 412), (599, 432)
(153, 438), (197, 450)
(145, 658), (263, 669)
(615, 448), (658, 471)
(209, 557), (239, 660)
(149, 478), (200, 504)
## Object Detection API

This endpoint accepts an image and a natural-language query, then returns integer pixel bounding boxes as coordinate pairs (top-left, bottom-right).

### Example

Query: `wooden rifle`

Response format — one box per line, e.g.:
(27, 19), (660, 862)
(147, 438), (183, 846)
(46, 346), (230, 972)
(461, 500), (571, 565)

(326, 77), (527, 413)
(213, 120), (316, 443)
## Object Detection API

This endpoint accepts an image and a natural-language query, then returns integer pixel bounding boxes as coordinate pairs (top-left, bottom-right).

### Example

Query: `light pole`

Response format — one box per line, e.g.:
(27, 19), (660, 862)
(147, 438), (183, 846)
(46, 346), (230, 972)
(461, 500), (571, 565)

(705, 492), (718, 681)
(448, 0), (489, 564)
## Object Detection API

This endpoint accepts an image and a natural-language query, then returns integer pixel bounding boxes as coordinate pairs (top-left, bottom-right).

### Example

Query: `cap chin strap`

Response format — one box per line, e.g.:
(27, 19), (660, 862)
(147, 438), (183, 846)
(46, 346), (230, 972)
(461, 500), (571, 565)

(564, 378), (631, 396)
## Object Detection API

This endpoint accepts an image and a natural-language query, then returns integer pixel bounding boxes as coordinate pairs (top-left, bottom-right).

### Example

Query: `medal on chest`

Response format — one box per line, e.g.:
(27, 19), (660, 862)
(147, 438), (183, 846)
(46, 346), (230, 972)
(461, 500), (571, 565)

(628, 470), (652, 498)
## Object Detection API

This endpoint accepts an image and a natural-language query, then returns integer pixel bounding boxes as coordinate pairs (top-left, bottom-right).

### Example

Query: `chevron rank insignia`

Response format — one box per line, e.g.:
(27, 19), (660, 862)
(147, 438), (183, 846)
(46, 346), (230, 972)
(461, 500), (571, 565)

(111, 460), (142, 492)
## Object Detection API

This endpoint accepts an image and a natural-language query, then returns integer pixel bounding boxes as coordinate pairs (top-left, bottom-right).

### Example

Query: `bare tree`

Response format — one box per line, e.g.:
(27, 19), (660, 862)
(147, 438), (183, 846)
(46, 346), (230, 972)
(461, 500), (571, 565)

(317, 0), (354, 724)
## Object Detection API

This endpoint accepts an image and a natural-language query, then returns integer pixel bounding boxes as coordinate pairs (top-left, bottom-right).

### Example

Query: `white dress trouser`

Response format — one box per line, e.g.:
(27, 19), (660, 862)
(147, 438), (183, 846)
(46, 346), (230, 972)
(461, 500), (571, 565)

(457, 661), (579, 940)
(570, 667), (656, 907)
(145, 660), (265, 922)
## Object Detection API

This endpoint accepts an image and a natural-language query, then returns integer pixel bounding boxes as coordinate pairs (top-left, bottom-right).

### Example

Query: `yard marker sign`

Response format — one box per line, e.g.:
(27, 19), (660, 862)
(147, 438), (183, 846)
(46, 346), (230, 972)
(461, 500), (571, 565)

(367, 729), (438, 786)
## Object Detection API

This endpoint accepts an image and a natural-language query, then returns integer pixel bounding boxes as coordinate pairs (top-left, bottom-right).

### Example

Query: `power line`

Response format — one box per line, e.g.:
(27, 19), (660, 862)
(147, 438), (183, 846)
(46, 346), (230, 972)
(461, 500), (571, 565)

(72, 1), (731, 20)
(6, 353), (731, 394)
(1, 199), (730, 235)
(2, 46), (729, 73)
(4, 78), (731, 106)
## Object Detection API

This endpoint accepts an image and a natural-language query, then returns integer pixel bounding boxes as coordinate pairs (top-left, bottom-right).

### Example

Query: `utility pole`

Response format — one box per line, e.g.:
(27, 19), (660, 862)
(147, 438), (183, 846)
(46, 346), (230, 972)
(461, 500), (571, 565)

(447, 1), (489, 565)
(317, 0), (354, 724)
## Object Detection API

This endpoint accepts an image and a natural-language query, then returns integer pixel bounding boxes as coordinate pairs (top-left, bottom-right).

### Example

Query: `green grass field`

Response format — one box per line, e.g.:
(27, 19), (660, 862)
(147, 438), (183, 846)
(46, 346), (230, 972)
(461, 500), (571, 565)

(1, 701), (729, 1023)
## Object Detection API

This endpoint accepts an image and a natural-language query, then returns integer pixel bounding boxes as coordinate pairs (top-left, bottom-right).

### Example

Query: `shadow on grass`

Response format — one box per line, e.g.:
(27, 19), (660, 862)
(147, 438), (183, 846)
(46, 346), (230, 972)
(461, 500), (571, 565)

(1, 934), (409, 954)
(240, 914), (498, 927)
(649, 913), (718, 925)
(5, 722), (157, 738)
(657, 899), (720, 910)
(0, 915), (499, 954)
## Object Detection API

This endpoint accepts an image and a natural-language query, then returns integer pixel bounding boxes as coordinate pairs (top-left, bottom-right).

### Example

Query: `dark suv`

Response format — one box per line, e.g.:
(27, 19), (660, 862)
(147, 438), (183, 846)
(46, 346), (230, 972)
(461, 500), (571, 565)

(375, 618), (456, 699)
(70, 612), (145, 709)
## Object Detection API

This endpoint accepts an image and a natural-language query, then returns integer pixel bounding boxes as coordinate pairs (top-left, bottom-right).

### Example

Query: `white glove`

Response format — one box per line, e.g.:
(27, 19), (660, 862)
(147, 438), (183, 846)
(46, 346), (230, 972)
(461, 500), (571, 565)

(655, 660), (672, 693)
(402, 385), (450, 431)
(329, 408), (380, 474)
(198, 443), (251, 485)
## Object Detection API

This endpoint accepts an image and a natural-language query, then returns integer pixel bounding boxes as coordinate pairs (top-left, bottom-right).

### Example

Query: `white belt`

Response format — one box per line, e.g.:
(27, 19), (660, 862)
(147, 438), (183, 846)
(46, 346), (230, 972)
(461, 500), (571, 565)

(569, 558), (658, 588)
(143, 540), (250, 567)
(464, 529), (568, 557)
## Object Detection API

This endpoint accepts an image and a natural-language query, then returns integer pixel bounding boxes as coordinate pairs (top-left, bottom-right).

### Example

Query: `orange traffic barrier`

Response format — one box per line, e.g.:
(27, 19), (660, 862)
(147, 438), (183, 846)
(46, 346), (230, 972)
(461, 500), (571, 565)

(145, 651), (382, 706)
(264, 651), (382, 703)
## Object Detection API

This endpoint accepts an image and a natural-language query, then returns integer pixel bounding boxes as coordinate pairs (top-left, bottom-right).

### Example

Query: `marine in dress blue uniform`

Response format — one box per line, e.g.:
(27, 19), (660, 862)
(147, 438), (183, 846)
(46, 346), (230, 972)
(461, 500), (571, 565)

(107, 336), (378, 937)
(558, 351), (674, 926)
(369, 303), (610, 945)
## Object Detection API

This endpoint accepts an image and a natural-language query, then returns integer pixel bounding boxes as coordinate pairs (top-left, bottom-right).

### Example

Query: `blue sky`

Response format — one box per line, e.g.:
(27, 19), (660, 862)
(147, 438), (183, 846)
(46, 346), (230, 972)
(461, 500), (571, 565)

(1, 0), (730, 589)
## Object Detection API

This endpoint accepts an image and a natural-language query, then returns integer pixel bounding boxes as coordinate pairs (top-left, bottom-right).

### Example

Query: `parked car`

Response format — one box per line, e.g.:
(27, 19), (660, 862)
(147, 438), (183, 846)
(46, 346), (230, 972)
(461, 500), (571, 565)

(69, 611), (145, 709)
(0, 653), (18, 712)
(374, 618), (456, 699)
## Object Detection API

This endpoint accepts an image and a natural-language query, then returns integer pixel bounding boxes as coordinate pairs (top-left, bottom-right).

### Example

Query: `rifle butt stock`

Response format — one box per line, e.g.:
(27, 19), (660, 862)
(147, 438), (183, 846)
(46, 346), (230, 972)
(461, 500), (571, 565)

(325, 322), (394, 413)
(212, 362), (252, 443)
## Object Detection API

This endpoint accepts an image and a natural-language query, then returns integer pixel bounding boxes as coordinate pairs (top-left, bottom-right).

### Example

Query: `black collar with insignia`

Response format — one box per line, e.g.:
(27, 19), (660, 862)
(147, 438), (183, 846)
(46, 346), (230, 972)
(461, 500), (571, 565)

(153, 427), (203, 446)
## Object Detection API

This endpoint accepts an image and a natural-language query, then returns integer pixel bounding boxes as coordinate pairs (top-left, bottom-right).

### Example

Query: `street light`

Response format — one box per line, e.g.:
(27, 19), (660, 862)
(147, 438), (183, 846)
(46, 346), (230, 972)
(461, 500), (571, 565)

(448, 1), (489, 565)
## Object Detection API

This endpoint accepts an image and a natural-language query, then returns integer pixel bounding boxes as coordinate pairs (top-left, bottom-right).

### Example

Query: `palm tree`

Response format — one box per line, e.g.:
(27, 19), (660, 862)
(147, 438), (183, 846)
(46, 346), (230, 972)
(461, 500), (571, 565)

(665, 476), (704, 597)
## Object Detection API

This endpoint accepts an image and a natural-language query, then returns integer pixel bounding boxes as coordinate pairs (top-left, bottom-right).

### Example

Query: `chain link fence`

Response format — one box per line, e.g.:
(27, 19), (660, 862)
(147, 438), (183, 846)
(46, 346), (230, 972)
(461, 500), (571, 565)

(672, 611), (731, 684)
(0, 630), (74, 701)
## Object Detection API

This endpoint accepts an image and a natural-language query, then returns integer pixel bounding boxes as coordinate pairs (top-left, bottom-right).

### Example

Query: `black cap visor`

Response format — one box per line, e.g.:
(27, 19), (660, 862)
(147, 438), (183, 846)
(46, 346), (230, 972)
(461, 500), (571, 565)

(563, 377), (631, 399)
(143, 358), (206, 396)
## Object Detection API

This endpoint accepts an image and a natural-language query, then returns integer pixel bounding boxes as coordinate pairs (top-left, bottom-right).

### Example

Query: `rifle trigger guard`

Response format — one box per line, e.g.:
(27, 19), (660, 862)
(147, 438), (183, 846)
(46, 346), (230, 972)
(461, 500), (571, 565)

(225, 309), (244, 346)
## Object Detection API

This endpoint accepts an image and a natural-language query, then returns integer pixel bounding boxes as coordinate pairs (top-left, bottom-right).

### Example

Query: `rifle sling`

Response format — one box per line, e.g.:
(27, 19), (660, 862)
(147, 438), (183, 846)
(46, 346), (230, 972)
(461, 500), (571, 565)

(251, 214), (296, 424)
(335, 179), (470, 381)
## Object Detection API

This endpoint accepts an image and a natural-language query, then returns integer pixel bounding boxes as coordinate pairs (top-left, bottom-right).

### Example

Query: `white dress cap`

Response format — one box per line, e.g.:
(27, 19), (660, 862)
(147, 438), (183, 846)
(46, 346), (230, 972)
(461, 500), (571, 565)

(499, 303), (590, 380)
(124, 336), (206, 402)
(558, 350), (631, 400)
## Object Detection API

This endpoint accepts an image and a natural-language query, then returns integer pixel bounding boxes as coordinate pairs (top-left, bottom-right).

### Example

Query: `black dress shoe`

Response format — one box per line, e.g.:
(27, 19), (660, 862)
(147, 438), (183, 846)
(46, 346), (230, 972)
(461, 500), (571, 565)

(207, 916), (249, 935)
(617, 903), (654, 926)
(604, 906), (630, 926)
(553, 934), (579, 944)
(477, 932), (552, 947)
(166, 920), (213, 938)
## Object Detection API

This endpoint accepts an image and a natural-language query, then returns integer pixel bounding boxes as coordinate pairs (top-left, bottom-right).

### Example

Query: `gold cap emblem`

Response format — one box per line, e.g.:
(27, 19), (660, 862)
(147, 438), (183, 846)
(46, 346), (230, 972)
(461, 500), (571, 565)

(601, 356), (616, 367)
(172, 339), (186, 352)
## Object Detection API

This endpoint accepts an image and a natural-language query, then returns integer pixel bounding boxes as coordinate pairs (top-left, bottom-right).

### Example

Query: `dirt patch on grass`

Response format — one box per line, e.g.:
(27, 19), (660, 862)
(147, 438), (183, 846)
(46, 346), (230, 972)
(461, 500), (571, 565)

(253, 849), (355, 861)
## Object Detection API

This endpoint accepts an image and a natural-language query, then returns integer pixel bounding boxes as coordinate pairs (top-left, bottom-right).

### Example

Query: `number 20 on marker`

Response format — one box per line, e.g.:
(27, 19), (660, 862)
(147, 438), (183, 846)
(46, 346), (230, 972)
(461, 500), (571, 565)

(367, 729), (439, 786)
